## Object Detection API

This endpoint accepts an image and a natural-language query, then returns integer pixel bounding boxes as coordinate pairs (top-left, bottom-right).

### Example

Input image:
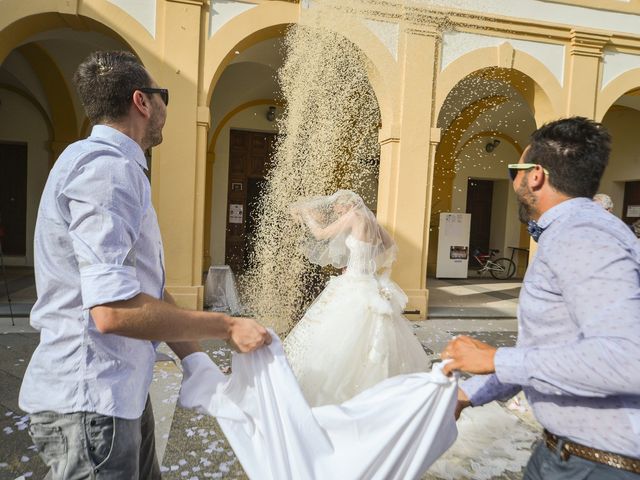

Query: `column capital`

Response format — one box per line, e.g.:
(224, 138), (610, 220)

(165, 0), (208, 7)
(57, 0), (79, 15)
(569, 29), (610, 58)
(430, 127), (441, 145)
(402, 23), (442, 40)
(197, 106), (210, 128)
(380, 136), (400, 146)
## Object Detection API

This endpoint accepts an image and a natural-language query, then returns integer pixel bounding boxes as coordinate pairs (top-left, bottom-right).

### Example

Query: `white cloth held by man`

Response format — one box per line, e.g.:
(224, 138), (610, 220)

(178, 333), (458, 480)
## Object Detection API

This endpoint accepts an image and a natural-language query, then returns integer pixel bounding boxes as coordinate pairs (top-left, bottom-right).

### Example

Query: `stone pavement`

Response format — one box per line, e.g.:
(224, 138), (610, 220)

(0, 269), (536, 480)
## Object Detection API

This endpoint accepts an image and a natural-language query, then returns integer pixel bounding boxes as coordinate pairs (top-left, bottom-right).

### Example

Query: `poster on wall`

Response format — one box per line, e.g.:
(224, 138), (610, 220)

(436, 213), (471, 278)
(229, 204), (243, 224)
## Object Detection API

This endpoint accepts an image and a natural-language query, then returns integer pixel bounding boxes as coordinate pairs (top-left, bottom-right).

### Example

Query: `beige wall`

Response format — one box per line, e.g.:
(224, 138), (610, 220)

(0, 89), (50, 266)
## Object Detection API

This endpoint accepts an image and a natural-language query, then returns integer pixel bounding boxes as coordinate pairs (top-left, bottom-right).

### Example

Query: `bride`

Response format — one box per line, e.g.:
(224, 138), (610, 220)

(284, 189), (430, 406)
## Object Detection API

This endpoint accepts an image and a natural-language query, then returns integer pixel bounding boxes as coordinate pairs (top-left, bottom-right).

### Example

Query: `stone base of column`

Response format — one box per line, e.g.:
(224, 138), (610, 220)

(403, 288), (429, 320)
(165, 285), (204, 311)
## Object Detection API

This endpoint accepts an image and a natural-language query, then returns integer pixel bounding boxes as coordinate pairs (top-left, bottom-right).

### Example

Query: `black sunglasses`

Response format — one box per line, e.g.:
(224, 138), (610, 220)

(138, 88), (169, 106)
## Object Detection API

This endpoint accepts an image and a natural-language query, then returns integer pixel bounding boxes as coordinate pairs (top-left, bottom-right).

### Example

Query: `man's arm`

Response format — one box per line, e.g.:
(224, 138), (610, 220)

(444, 229), (640, 398)
(163, 289), (202, 360)
(91, 293), (270, 353)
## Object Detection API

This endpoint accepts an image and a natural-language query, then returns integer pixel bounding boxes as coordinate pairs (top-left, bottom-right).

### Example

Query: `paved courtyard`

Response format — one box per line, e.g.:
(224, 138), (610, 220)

(0, 269), (538, 480)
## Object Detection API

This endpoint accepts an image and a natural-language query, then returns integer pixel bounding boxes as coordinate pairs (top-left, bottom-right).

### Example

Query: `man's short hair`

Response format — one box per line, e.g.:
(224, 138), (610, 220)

(593, 193), (614, 211)
(524, 117), (611, 199)
(73, 51), (151, 125)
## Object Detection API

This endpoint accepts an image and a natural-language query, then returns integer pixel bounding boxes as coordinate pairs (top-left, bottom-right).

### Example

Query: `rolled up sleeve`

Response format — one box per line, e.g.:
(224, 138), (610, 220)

(79, 263), (140, 310)
(60, 153), (147, 309)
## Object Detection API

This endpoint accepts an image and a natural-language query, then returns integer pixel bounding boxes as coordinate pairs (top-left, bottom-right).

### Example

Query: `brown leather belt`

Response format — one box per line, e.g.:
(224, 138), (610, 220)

(544, 430), (640, 474)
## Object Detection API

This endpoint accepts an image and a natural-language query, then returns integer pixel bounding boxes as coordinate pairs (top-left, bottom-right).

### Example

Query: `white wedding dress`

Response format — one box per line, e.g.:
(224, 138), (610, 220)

(284, 234), (430, 406)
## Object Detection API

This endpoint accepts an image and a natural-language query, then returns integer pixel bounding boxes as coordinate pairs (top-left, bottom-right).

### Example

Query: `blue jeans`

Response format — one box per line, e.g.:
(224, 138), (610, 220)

(28, 396), (160, 479)
(525, 440), (640, 480)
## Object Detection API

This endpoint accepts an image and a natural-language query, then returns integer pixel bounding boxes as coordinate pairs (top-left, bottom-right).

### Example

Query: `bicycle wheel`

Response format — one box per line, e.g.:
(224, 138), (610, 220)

(490, 258), (516, 280)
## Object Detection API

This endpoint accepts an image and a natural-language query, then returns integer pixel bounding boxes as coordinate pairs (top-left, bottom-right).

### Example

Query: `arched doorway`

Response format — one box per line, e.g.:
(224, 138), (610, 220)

(598, 84), (640, 229)
(428, 67), (547, 279)
(0, 23), (136, 266)
(203, 5), (389, 277)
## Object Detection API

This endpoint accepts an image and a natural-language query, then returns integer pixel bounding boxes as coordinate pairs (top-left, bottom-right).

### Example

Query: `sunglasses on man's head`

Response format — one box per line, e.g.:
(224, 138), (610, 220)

(138, 87), (169, 106)
(508, 163), (549, 181)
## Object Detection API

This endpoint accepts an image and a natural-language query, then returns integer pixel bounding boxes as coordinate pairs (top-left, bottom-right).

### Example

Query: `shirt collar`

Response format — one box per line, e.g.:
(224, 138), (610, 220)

(536, 197), (592, 230)
(90, 125), (149, 171)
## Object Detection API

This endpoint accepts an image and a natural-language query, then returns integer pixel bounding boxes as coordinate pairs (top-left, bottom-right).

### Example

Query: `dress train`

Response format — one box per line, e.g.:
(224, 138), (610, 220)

(178, 334), (458, 480)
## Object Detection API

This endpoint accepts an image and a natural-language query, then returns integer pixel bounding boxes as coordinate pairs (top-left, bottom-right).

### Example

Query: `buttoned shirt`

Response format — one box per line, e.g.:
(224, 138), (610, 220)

(19, 125), (165, 420)
(462, 197), (640, 458)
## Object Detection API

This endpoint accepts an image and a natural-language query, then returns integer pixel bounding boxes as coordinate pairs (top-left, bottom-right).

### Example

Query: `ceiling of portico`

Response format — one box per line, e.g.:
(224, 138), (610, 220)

(1, 28), (129, 136)
(437, 74), (534, 155)
(209, 36), (286, 137)
(229, 36), (285, 71)
(613, 94), (640, 112)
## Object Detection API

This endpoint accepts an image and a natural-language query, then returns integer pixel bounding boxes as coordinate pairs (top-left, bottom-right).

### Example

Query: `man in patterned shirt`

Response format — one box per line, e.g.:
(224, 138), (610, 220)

(442, 117), (640, 479)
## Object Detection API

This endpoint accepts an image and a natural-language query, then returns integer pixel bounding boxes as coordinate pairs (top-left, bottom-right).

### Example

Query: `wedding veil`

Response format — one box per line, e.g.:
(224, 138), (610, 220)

(290, 190), (397, 273)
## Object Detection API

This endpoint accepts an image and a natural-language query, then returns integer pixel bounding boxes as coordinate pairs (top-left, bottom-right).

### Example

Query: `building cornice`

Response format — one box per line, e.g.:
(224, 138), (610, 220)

(311, 0), (640, 54)
(569, 30), (610, 58)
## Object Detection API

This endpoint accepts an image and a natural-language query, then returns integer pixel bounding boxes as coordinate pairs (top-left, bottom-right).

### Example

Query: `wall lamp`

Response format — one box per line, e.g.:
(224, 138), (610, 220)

(266, 106), (276, 122)
(485, 138), (501, 153)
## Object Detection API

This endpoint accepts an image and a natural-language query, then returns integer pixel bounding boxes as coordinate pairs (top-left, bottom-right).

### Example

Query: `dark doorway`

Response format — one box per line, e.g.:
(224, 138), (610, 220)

(466, 178), (493, 266)
(225, 130), (275, 274)
(0, 143), (28, 256)
(245, 177), (267, 267)
(622, 180), (640, 227)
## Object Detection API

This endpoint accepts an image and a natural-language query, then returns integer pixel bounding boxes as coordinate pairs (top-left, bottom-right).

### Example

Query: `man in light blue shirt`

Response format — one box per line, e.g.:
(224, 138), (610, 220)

(442, 117), (640, 479)
(19, 51), (271, 479)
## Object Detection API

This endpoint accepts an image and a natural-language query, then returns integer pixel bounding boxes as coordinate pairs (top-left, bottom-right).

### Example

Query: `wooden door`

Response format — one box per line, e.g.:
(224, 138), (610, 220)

(466, 178), (493, 265)
(0, 143), (28, 256)
(225, 130), (275, 274)
(622, 180), (640, 226)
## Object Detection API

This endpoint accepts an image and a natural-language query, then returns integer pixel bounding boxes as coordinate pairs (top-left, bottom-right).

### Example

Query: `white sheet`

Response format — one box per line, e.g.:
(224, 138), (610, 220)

(178, 335), (458, 480)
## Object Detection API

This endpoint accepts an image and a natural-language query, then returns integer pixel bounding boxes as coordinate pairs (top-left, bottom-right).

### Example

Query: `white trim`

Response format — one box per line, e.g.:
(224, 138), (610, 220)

(419, 0), (640, 37)
(209, 0), (257, 38)
(107, 0), (156, 38)
(602, 50), (640, 88)
(362, 18), (399, 61)
(442, 31), (565, 86)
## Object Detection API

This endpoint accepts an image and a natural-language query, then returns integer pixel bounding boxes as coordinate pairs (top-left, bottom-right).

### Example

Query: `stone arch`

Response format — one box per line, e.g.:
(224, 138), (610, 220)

(299, 13), (397, 129)
(427, 47), (552, 274)
(203, 4), (397, 270)
(436, 44), (563, 126)
(596, 68), (640, 121)
(0, 0), (156, 69)
(203, 2), (396, 130)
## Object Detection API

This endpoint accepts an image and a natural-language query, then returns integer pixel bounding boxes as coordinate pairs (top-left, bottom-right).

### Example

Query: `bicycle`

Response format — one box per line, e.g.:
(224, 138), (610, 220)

(472, 248), (516, 280)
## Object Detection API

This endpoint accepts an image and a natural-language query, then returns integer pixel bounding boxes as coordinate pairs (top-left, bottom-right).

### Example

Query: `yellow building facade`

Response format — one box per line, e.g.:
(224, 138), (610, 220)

(1, 0), (639, 316)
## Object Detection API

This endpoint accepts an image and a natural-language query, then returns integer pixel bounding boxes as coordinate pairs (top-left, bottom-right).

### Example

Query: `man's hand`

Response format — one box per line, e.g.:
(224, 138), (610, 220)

(455, 388), (471, 420)
(227, 316), (271, 353)
(441, 335), (497, 376)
